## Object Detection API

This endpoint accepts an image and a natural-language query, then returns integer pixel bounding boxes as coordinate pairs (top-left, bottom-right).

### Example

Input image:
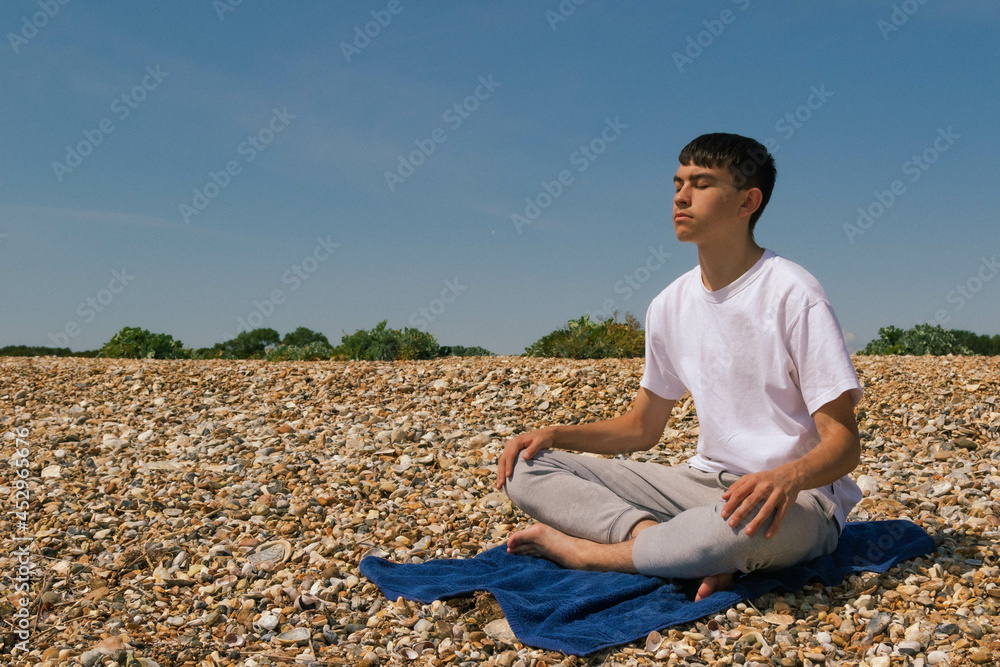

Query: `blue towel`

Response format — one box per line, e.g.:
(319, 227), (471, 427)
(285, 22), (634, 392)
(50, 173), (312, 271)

(360, 520), (935, 655)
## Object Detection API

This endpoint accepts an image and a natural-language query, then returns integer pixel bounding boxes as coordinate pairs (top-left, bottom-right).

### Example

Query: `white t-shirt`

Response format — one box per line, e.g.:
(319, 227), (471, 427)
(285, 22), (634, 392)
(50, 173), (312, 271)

(639, 248), (863, 530)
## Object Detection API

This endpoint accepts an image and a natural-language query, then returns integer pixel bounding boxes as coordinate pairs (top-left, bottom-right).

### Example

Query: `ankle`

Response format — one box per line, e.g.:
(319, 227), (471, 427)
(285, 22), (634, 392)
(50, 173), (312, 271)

(630, 519), (657, 540)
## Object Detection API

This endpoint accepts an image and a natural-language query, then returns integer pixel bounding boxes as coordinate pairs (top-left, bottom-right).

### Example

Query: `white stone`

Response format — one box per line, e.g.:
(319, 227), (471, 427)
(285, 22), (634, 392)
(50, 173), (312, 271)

(927, 651), (949, 666)
(856, 474), (879, 496)
(254, 612), (280, 632)
(484, 619), (517, 644)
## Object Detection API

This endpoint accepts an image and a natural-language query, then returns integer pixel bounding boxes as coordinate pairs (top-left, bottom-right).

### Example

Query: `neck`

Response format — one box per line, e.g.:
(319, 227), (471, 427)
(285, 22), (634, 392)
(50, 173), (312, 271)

(697, 237), (765, 292)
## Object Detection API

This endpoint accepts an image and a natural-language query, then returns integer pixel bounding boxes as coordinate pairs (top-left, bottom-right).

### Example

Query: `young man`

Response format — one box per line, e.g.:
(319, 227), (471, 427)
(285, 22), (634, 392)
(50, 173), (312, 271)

(496, 133), (863, 601)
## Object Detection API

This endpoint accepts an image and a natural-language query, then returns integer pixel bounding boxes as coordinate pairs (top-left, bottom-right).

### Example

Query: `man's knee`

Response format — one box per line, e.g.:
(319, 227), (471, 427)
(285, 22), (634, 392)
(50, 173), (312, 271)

(735, 501), (837, 573)
(501, 453), (542, 508)
(503, 450), (573, 517)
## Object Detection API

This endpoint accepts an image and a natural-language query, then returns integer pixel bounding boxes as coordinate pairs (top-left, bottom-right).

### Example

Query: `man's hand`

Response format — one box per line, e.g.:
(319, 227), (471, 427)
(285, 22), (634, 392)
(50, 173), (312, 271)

(495, 427), (555, 490)
(493, 388), (676, 491)
(720, 464), (803, 539)
(720, 389), (862, 539)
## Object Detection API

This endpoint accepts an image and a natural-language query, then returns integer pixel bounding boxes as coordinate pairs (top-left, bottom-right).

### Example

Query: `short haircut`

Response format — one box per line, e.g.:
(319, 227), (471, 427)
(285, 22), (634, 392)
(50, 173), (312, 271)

(678, 133), (776, 237)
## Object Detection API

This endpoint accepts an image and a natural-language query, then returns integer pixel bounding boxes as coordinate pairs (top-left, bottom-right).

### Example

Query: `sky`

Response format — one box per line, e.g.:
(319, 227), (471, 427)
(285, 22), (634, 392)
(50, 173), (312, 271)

(1, 1), (998, 356)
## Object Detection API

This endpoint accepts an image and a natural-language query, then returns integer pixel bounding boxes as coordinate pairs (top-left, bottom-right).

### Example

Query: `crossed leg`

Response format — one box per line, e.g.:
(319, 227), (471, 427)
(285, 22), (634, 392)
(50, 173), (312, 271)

(507, 519), (733, 601)
(503, 451), (836, 600)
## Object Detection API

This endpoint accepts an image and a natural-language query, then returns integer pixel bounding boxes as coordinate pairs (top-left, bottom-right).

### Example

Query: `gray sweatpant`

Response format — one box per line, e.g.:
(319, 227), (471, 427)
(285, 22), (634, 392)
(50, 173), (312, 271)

(503, 450), (840, 579)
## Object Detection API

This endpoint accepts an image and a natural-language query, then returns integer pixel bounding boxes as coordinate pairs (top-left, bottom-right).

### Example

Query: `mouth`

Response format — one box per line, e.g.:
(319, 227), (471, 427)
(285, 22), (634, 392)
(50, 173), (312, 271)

(674, 213), (692, 222)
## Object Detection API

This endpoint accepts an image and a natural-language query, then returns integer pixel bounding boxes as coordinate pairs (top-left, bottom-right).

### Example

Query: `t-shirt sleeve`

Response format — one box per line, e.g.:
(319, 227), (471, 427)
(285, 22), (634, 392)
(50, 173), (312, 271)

(787, 300), (863, 415)
(639, 300), (687, 400)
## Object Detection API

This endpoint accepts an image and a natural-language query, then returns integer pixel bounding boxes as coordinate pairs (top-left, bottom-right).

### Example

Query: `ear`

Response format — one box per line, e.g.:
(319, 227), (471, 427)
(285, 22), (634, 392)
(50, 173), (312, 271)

(738, 188), (763, 220)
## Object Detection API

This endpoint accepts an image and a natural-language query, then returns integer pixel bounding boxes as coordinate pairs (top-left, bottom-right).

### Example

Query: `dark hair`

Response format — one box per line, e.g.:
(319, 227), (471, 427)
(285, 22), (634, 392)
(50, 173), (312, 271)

(678, 133), (776, 237)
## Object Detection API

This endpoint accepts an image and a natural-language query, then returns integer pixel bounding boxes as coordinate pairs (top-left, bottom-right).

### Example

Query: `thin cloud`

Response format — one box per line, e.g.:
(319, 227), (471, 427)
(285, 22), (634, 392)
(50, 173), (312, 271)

(0, 204), (250, 243)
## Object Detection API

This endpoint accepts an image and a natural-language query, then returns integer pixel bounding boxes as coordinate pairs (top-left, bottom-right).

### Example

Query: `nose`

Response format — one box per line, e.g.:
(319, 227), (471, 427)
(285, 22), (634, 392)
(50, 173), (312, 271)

(674, 183), (689, 206)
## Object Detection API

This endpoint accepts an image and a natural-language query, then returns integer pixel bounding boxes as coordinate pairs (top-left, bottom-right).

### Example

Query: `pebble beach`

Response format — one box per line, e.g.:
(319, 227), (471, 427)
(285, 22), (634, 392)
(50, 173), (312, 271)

(1, 354), (999, 666)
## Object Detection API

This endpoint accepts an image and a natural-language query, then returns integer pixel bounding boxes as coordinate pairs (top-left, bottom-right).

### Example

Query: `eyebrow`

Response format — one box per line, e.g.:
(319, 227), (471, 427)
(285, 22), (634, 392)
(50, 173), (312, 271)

(673, 172), (718, 184)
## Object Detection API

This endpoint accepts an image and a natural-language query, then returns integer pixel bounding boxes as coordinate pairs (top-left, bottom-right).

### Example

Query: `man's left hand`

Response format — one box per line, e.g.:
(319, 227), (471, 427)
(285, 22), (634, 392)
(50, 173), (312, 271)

(720, 465), (802, 539)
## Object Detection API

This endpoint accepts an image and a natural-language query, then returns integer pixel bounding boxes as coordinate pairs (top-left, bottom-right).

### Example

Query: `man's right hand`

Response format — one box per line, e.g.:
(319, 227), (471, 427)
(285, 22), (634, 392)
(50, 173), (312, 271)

(495, 426), (555, 490)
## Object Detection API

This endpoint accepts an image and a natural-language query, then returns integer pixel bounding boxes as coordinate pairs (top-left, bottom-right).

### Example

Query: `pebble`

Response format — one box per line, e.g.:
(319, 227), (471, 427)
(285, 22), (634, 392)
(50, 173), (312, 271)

(856, 474), (879, 496)
(79, 650), (104, 667)
(865, 611), (892, 640)
(969, 649), (993, 664)
(1, 355), (998, 665)
(484, 618), (518, 644)
(927, 650), (950, 666)
(276, 627), (310, 645)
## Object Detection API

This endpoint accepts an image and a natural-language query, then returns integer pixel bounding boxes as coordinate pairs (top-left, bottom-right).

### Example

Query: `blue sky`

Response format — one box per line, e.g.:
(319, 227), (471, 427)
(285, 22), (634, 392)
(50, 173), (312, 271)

(1, 1), (997, 356)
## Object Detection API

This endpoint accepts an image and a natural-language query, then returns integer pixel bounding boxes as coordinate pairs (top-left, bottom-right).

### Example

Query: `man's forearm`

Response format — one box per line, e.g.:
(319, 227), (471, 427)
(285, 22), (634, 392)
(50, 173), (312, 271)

(779, 430), (860, 492)
(549, 413), (651, 456)
(720, 391), (862, 538)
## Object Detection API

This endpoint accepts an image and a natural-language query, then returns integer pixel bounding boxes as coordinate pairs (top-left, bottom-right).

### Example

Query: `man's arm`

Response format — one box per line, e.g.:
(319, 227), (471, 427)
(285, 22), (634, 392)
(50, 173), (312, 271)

(719, 389), (861, 538)
(495, 387), (677, 489)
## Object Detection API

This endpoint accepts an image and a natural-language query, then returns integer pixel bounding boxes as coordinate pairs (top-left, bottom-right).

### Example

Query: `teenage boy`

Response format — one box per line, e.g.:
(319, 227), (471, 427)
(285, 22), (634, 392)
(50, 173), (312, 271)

(496, 133), (862, 601)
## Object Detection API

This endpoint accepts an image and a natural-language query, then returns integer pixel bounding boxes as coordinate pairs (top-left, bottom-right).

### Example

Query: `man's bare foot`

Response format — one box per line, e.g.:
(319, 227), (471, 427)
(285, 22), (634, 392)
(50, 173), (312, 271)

(506, 524), (594, 570)
(507, 524), (639, 573)
(694, 571), (735, 602)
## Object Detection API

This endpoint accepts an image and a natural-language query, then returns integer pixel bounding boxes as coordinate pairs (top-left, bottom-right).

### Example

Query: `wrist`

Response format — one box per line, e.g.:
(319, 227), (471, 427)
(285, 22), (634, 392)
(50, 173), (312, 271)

(781, 460), (807, 490)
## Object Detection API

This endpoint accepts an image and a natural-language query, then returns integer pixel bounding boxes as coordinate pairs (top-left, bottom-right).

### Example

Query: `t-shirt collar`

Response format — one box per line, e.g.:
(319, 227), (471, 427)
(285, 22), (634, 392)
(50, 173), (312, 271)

(700, 248), (775, 303)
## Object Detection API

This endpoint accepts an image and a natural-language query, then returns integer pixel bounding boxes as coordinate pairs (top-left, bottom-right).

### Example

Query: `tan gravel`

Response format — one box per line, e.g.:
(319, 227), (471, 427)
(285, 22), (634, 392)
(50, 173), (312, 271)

(0, 354), (998, 666)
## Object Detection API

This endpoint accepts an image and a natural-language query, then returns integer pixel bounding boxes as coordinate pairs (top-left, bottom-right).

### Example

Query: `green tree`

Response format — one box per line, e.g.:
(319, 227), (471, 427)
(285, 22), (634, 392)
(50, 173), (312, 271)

(950, 329), (1000, 355)
(334, 321), (439, 361)
(99, 327), (188, 359)
(439, 345), (495, 357)
(218, 328), (281, 359)
(861, 324), (973, 356)
(398, 327), (441, 360)
(267, 341), (334, 361)
(190, 346), (225, 359)
(860, 325), (906, 355)
(524, 311), (645, 359)
(0, 345), (74, 357)
(281, 326), (330, 347)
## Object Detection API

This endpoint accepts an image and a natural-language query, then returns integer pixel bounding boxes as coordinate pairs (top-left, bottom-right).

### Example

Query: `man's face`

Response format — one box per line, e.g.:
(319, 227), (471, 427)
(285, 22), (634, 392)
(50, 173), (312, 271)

(672, 162), (747, 245)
